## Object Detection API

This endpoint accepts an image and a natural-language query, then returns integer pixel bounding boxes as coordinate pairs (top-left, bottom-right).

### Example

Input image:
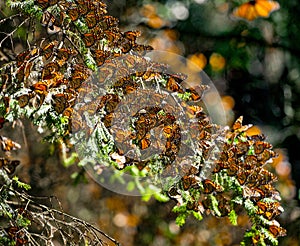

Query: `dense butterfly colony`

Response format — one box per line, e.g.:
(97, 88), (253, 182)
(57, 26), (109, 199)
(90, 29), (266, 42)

(169, 117), (286, 245)
(0, 0), (286, 245)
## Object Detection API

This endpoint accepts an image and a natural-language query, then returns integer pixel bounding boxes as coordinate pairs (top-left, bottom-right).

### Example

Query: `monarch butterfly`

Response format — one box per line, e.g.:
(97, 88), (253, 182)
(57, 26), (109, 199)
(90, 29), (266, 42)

(235, 141), (250, 155)
(139, 138), (151, 150)
(52, 94), (68, 114)
(123, 30), (141, 42)
(244, 155), (257, 168)
(186, 105), (203, 117)
(114, 66), (131, 81)
(232, 116), (252, 132)
(136, 112), (157, 130)
(69, 65), (90, 89)
(256, 184), (280, 200)
(69, 75), (84, 89)
(256, 201), (282, 220)
(62, 107), (73, 118)
(125, 84), (139, 95)
(0, 136), (21, 151)
(35, 0), (49, 9)
(42, 40), (58, 60)
(148, 106), (163, 117)
(113, 129), (131, 144)
(85, 11), (100, 29)
(102, 112), (113, 127)
(92, 50), (110, 67)
(97, 66), (115, 83)
(42, 61), (60, 80)
(6, 226), (28, 245)
(35, 0), (58, 9)
(123, 54), (137, 69)
(250, 134), (266, 141)
(213, 160), (229, 173)
(101, 15), (119, 29)
(23, 62), (33, 80)
(185, 86), (202, 101)
(216, 195), (231, 217)
(233, 0), (280, 21)
(121, 31), (140, 53)
(182, 175), (199, 190)
(148, 62), (168, 75)
(202, 196), (213, 211)
(268, 225), (287, 238)
(132, 44), (153, 55)
(226, 163), (239, 176)
(121, 39), (133, 54)
(168, 187), (181, 199)
(237, 170), (252, 185)
(179, 162), (199, 176)
(75, 0), (86, 4)
(77, 1), (89, 15)
(259, 169), (277, 184)
(258, 149), (277, 162)
(166, 77), (183, 93)
(1, 96), (10, 115)
(16, 50), (30, 67)
(56, 48), (77, 61)
(202, 179), (223, 194)
(131, 56), (148, 76)
(197, 113), (211, 128)
(163, 125), (173, 137)
(140, 71), (157, 81)
(17, 94), (32, 108)
(254, 141), (272, 154)
(72, 64), (90, 78)
(172, 73), (188, 83)
(30, 82), (48, 95)
(198, 129), (211, 141)
(82, 33), (97, 47)
(70, 110), (84, 132)
(103, 31), (121, 44)
(67, 7), (80, 21)
(41, 11), (55, 27)
(14, 64), (26, 83)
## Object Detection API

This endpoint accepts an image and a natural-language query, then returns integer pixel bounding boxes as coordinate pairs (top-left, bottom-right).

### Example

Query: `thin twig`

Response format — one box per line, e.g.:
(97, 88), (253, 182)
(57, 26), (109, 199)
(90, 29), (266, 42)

(0, 17), (30, 48)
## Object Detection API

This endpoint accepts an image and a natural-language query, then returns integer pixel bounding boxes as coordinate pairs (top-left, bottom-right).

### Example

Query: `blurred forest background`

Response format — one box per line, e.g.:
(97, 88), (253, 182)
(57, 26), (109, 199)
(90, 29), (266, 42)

(1, 0), (300, 245)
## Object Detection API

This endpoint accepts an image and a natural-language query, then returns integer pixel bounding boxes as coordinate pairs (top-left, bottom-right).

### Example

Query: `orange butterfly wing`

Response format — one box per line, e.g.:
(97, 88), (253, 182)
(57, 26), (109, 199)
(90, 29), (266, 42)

(52, 94), (68, 114)
(67, 7), (80, 21)
(233, 2), (257, 21)
(82, 33), (96, 47)
(17, 94), (31, 108)
(233, 0), (280, 21)
(255, 0), (280, 18)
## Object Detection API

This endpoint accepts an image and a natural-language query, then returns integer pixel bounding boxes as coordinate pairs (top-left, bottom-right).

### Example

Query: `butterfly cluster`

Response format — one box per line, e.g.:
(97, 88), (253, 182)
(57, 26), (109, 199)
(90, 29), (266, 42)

(216, 117), (286, 242)
(0, 1), (286, 245)
(0, 1), (211, 177)
(71, 51), (212, 176)
(168, 116), (286, 244)
(0, 0), (154, 121)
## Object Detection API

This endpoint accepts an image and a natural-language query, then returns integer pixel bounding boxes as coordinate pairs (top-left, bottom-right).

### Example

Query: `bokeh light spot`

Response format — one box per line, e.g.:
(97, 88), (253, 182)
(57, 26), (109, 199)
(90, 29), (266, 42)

(209, 53), (226, 71)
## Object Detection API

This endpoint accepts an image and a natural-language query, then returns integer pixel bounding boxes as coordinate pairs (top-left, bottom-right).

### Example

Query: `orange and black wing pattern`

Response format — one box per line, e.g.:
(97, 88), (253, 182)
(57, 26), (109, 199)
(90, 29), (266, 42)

(233, 0), (280, 21)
